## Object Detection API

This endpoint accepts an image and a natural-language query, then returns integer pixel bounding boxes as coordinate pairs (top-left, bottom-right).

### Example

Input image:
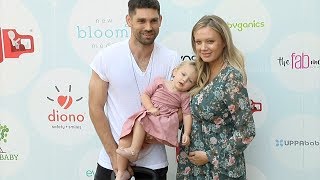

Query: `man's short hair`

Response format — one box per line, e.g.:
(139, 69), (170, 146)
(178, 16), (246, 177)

(128, 0), (160, 16)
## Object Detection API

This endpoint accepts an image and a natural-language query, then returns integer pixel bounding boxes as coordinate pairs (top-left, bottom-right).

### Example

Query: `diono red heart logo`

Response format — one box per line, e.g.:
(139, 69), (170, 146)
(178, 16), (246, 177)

(57, 95), (73, 109)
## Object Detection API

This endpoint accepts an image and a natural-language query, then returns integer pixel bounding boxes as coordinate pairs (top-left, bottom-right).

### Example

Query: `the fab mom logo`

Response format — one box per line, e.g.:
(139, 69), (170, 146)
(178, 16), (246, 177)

(0, 28), (35, 63)
(0, 123), (18, 161)
(271, 33), (320, 92)
(277, 52), (320, 69)
(47, 85), (85, 130)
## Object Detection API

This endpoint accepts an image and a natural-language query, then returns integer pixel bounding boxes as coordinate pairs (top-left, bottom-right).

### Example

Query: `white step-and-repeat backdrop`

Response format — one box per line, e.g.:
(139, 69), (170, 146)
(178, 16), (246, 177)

(0, 0), (319, 179)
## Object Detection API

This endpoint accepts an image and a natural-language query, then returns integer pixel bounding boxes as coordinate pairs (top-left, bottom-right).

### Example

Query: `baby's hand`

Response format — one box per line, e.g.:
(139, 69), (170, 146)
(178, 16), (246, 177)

(147, 107), (160, 116)
(181, 134), (190, 146)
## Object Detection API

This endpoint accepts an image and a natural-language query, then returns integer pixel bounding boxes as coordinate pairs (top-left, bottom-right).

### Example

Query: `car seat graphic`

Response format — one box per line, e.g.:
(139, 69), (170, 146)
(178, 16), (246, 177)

(250, 99), (262, 113)
(0, 28), (34, 63)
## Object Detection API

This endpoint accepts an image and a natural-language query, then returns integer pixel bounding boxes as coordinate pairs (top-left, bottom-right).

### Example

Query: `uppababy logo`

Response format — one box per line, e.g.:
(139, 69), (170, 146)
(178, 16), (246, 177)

(0, 28), (35, 63)
(275, 139), (320, 147)
(0, 123), (18, 161)
(0, 123), (9, 154)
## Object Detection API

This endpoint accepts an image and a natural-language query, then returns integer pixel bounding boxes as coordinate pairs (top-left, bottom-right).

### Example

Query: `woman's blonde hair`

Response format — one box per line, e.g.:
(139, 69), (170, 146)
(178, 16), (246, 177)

(191, 15), (247, 95)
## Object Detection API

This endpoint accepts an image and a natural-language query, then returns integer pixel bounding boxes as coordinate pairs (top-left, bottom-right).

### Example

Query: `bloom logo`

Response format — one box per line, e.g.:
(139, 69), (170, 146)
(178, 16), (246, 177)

(69, 0), (129, 64)
(277, 52), (320, 69)
(0, 28), (35, 63)
(75, 19), (129, 50)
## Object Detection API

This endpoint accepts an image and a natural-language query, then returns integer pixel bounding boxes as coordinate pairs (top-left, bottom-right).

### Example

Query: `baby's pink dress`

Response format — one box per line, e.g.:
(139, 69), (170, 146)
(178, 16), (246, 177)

(120, 77), (191, 147)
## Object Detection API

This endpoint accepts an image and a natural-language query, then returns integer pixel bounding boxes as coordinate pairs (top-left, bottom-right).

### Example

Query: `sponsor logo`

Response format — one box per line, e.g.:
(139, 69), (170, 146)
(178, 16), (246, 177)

(85, 169), (95, 177)
(75, 18), (129, 49)
(275, 139), (320, 147)
(250, 99), (262, 113)
(277, 52), (320, 69)
(0, 28), (35, 63)
(0, 123), (19, 161)
(181, 55), (196, 61)
(47, 85), (85, 130)
(228, 20), (265, 32)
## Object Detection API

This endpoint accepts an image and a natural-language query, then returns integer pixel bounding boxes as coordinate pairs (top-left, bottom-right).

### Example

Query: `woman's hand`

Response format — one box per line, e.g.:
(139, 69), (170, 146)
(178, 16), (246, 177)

(188, 151), (209, 166)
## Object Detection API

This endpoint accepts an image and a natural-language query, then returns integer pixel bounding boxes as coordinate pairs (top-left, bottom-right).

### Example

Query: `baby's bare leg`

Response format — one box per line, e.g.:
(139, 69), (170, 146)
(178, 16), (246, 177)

(117, 121), (146, 162)
(116, 133), (133, 179)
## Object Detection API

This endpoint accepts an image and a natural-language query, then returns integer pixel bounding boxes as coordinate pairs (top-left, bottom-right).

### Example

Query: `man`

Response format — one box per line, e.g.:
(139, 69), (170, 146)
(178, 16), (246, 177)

(88, 0), (180, 179)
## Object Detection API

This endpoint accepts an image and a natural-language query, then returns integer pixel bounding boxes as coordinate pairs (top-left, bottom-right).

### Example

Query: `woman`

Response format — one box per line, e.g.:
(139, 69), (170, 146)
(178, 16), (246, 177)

(176, 15), (256, 180)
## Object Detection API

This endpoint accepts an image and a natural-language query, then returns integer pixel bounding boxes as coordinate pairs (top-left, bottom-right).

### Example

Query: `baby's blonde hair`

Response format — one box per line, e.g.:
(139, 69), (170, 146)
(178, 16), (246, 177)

(175, 60), (196, 70)
(173, 60), (199, 96)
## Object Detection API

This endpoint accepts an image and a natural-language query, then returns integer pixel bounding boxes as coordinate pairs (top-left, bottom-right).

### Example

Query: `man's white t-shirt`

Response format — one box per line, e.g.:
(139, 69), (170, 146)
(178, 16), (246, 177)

(90, 39), (180, 170)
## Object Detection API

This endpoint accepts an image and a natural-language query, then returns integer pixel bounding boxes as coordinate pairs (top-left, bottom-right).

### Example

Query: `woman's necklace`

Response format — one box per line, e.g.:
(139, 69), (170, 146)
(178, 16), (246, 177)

(129, 51), (154, 96)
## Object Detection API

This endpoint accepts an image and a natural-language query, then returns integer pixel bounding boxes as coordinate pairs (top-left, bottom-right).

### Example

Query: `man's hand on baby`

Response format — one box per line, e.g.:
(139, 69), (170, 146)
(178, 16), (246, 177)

(181, 134), (190, 146)
(147, 107), (160, 116)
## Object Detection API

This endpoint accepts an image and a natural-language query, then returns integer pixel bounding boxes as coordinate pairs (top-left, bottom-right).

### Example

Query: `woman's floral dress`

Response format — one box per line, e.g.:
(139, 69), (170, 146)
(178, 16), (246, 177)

(176, 65), (256, 180)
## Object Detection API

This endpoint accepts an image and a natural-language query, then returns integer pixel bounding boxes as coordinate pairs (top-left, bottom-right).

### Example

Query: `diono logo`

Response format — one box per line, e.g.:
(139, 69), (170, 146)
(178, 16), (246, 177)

(57, 95), (73, 109)
(0, 28), (35, 63)
(46, 85), (85, 126)
(47, 85), (83, 110)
